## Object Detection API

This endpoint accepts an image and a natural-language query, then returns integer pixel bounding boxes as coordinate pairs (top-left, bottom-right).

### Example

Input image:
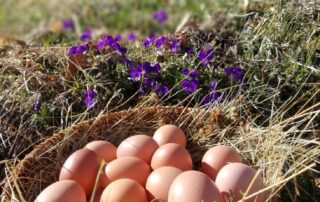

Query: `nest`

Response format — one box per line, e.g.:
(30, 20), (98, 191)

(1, 105), (319, 202)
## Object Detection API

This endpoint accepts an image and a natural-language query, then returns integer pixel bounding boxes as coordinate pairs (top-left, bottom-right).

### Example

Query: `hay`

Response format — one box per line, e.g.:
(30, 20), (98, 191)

(1, 104), (319, 202)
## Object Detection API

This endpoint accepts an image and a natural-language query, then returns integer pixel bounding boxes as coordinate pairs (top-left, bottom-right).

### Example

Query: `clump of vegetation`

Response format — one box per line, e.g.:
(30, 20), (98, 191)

(0, 0), (319, 201)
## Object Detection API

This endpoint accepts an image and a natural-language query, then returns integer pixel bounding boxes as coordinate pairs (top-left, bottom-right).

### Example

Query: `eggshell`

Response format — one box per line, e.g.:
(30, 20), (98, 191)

(85, 140), (117, 163)
(215, 163), (267, 202)
(35, 180), (86, 202)
(151, 143), (192, 171)
(100, 179), (148, 202)
(153, 124), (186, 147)
(59, 149), (100, 196)
(146, 166), (182, 201)
(117, 134), (159, 164)
(104, 156), (150, 186)
(168, 170), (223, 202)
(201, 145), (242, 180)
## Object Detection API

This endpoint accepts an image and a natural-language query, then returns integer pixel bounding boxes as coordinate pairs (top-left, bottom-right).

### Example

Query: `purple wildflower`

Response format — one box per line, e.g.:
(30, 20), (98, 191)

(97, 35), (127, 55)
(83, 88), (97, 109)
(187, 49), (195, 55)
(198, 49), (214, 67)
(169, 38), (181, 53)
(115, 34), (122, 42)
(80, 28), (92, 42)
(63, 19), (74, 31)
(127, 32), (137, 42)
(122, 57), (133, 68)
(143, 36), (156, 48)
(224, 66), (245, 82)
(155, 36), (167, 49)
(153, 82), (169, 97)
(130, 65), (143, 82)
(33, 100), (41, 111)
(203, 80), (221, 106)
(203, 93), (221, 105)
(183, 69), (199, 80)
(153, 11), (168, 25)
(181, 79), (198, 94)
(68, 44), (89, 57)
(130, 62), (161, 82)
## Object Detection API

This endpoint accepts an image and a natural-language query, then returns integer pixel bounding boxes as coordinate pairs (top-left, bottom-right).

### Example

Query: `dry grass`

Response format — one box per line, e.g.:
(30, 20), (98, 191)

(0, 93), (319, 201)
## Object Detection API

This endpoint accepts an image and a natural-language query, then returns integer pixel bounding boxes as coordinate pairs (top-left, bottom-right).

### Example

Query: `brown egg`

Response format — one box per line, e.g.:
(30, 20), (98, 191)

(59, 149), (100, 196)
(146, 166), (182, 201)
(117, 134), (159, 164)
(100, 179), (148, 202)
(35, 180), (86, 202)
(168, 171), (223, 202)
(201, 145), (242, 180)
(151, 143), (192, 171)
(104, 156), (150, 186)
(85, 140), (117, 163)
(215, 163), (267, 202)
(153, 124), (186, 147)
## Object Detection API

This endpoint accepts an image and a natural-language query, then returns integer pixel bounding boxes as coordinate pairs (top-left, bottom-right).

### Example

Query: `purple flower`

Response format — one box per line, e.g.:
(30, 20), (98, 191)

(80, 28), (92, 42)
(153, 82), (169, 97)
(169, 39), (181, 53)
(153, 11), (168, 25)
(83, 88), (97, 109)
(115, 34), (122, 42)
(203, 80), (221, 105)
(63, 19), (74, 31)
(224, 66), (245, 82)
(97, 35), (127, 55)
(181, 79), (198, 94)
(68, 44), (89, 57)
(116, 46), (127, 56)
(130, 62), (161, 82)
(142, 62), (160, 74)
(203, 92), (221, 105)
(130, 65), (143, 82)
(198, 49), (214, 67)
(143, 35), (156, 48)
(122, 57), (133, 68)
(155, 36), (167, 49)
(183, 69), (199, 80)
(187, 49), (195, 55)
(128, 32), (137, 43)
(33, 100), (41, 111)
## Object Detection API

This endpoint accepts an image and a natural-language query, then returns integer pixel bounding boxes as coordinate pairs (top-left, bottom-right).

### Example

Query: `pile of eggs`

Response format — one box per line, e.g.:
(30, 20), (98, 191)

(36, 125), (267, 202)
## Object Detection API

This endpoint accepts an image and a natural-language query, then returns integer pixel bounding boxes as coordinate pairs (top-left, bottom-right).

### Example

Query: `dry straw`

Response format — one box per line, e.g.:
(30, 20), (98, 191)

(1, 101), (319, 201)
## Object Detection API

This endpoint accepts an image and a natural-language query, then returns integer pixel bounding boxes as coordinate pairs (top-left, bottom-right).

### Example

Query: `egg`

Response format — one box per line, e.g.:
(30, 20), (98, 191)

(117, 134), (159, 164)
(151, 143), (192, 171)
(168, 171), (223, 202)
(104, 156), (150, 186)
(153, 124), (186, 147)
(146, 166), (182, 201)
(59, 149), (100, 196)
(100, 179), (148, 202)
(201, 145), (242, 180)
(85, 140), (117, 163)
(215, 163), (267, 202)
(35, 180), (86, 202)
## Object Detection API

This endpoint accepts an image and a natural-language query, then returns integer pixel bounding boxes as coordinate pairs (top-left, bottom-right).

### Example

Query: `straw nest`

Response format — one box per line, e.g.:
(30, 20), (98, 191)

(1, 105), (319, 202)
